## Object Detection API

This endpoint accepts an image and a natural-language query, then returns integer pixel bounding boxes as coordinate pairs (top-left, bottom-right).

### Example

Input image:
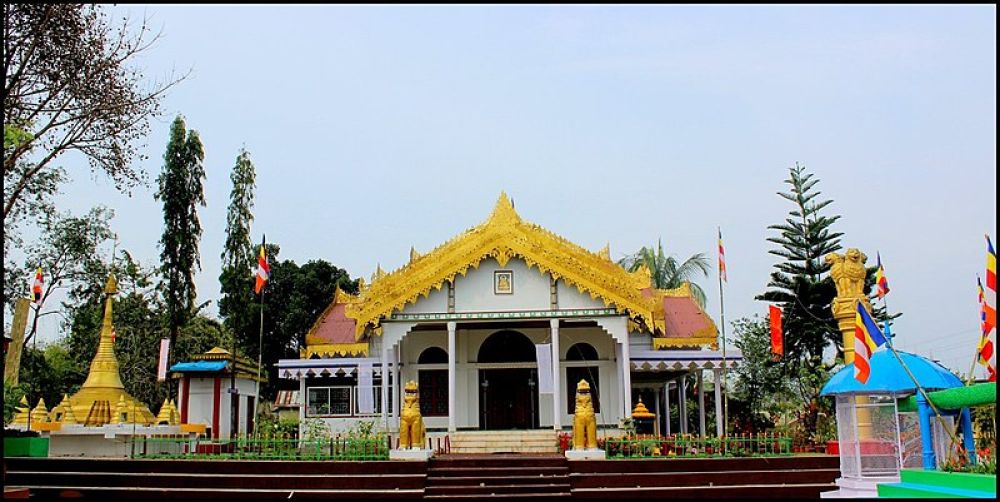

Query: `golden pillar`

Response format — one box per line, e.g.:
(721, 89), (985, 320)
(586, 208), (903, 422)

(826, 248), (874, 438)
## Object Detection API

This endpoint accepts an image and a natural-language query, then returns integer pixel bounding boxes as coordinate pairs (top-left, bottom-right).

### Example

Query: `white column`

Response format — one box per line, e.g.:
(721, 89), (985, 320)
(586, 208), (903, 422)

(381, 344), (389, 431)
(622, 338), (632, 418)
(698, 370), (706, 437)
(653, 386), (661, 436)
(679, 376), (688, 434)
(550, 319), (561, 431)
(447, 321), (457, 432)
(664, 382), (671, 435)
(298, 377), (306, 438)
(393, 343), (401, 423)
(713, 368), (723, 437)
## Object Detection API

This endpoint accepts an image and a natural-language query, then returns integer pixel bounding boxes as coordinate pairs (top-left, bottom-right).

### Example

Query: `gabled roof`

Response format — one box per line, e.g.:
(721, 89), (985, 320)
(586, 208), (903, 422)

(303, 287), (369, 358)
(345, 192), (660, 338)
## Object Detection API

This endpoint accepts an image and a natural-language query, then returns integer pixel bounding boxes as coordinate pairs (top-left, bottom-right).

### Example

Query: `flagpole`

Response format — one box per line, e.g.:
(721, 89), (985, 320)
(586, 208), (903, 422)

(717, 227), (729, 445)
(256, 275), (264, 421)
(966, 279), (983, 385)
(874, 263), (963, 451)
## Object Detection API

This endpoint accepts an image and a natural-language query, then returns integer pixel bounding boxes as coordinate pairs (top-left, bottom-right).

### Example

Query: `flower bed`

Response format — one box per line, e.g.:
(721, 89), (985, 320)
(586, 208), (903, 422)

(588, 433), (793, 459)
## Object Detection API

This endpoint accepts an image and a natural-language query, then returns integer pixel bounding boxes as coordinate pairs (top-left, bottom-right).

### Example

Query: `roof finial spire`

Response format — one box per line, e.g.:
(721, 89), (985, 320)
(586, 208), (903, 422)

(488, 191), (520, 226)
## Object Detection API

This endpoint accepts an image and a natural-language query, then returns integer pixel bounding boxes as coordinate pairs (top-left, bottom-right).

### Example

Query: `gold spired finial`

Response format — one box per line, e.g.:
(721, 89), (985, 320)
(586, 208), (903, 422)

(371, 263), (386, 283)
(409, 246), (421, 263)
(598, 242), (611, 261)
(487, 191), (521, 227)
(66, 274), (154, 425)
(104, 273), (118, 295)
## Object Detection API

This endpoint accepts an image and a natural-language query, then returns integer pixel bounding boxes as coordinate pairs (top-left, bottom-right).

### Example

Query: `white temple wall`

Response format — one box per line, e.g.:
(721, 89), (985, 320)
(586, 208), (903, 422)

(399, 285), (448, 314)
(453, 258), (550, 312)
(556, 279), (609, 310)
(181, 377), (257, 438)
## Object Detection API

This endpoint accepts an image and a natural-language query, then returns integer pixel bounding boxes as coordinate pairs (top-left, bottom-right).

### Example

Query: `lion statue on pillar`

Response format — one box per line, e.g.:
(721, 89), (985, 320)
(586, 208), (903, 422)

(399, 380), (425, 450)
(572, 379), (598, 450)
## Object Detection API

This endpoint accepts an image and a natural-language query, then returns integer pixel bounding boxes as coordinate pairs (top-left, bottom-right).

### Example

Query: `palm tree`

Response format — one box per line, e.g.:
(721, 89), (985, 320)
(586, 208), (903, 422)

(618, 239), (710, 307)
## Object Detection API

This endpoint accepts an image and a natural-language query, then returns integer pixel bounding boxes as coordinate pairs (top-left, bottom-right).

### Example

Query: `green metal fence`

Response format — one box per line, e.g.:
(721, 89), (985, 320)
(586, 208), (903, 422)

(600, 433), (793, 459)
(130, 435), (390, 461)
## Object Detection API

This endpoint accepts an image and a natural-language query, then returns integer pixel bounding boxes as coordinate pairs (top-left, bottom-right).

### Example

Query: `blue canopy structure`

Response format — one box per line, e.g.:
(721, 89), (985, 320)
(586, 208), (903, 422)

(169, 360), (229, 373)
(820, 350), (963, 396)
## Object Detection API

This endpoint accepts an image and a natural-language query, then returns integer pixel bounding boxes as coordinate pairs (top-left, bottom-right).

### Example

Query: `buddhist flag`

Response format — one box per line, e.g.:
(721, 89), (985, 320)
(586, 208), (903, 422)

(718, 228), (727, 283)
(255, 235), (270, 295)
(32, 267), (43, 305)
(875, 252), (890, 299)
(769, 304), (784, 359)
(854, 302), (888, 384)
(976, 276), (994, 377)
(982, 235), (996, 381)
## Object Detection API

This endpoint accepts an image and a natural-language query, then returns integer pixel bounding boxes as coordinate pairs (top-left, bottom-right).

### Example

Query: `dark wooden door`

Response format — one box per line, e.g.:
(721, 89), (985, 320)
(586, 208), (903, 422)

(480, 368), (536, 430)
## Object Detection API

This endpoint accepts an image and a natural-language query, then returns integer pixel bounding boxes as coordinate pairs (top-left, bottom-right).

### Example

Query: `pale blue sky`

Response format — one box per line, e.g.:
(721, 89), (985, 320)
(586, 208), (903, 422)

(14, 5), (997, 375)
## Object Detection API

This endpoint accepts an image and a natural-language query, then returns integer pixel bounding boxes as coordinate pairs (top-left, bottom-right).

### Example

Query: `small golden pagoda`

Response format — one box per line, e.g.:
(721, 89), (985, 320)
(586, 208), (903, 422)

(66, 274), (154, 425)
(631, 397), (655, 419)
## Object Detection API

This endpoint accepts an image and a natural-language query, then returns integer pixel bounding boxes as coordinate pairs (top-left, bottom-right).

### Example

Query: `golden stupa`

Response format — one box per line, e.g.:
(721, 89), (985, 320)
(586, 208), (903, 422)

(65, 274), (155, 425)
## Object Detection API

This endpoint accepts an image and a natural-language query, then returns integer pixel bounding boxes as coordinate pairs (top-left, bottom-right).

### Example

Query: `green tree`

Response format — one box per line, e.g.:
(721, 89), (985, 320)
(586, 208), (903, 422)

(618, 239), (710, 307)
(243, 245), (358, 399)
(155, 115), (206, 354)
(756, 163), (842, 365)
(730, 316), (792, 432)
(218, 148), (256, 351)
(8, 206), (115, 347)
(3, 4), (186, 313)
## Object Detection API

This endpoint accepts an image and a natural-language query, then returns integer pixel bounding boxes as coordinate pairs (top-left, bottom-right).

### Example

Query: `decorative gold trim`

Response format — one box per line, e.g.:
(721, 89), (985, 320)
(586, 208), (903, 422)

(302, 342), (370, 358)
(346, 192), (659, 338)
(652, 336), (718, 350)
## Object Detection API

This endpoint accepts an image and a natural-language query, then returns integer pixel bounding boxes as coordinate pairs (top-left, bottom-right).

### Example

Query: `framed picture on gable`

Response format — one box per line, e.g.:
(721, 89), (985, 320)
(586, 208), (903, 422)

(494, 270), (513, 295)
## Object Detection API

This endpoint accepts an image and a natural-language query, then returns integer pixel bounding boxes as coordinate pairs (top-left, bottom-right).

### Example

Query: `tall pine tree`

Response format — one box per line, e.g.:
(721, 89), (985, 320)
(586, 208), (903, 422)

(219, 148), (256, 351)
(155, 115), (206, 352)
(757, 163), (843, 366)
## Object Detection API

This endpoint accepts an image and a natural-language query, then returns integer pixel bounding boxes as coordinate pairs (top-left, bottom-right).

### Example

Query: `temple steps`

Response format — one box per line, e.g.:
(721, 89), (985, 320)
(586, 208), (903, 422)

(449, 430), (558, 454)
(5, 458), (427, 500)
(425, 455), (571, 499)
(569, 455), (841, 499)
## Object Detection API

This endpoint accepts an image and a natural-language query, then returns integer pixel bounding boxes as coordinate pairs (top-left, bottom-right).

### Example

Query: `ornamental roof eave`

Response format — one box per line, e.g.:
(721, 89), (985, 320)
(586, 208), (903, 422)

(344, 192), (660, 340)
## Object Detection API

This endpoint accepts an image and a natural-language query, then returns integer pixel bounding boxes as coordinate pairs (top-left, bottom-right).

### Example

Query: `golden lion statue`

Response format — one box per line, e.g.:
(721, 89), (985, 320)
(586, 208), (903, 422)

(399, 380), (425, 449)
(572, 379), (597, 450)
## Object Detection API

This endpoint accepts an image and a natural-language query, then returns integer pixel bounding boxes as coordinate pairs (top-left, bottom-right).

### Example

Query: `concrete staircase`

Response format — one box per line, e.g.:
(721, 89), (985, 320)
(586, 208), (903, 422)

(425, 455), (570, 499)
(449, 430), (558, 454)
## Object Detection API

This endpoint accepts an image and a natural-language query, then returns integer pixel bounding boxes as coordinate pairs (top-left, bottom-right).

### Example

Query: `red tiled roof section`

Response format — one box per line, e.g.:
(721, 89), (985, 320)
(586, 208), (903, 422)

(310, 303), (357, 344)
(662, 296), (715, 339)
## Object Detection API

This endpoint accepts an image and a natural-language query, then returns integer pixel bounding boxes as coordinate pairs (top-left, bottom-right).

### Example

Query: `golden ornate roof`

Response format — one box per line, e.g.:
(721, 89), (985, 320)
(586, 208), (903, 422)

(345, 192), (662, 338)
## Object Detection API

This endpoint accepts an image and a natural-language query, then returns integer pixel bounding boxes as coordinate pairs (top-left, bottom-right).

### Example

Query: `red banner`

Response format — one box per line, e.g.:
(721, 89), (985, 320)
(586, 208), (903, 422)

(769, 305), (783, 358)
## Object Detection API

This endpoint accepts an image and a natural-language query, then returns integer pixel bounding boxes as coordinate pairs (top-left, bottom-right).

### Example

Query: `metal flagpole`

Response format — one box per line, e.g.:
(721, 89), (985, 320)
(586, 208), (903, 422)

(717, 227), (729, 447)
(874, 297), (963, 451)
(256, 275), (265, 413)
(966, 276), (985, 385)
(255, 236), (266, 428)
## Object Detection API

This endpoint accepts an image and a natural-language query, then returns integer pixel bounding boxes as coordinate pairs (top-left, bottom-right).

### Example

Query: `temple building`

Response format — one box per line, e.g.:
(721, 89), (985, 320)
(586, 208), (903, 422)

(277, 193), (741, 437)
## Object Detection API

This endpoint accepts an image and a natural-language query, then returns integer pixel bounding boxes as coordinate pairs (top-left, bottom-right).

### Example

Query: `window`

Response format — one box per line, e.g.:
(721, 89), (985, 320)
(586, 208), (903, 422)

(307, 380), (393, 417)
(418, 347), (448, 364)
(566, 367), (600, 414)
(419, 370), (448, 416)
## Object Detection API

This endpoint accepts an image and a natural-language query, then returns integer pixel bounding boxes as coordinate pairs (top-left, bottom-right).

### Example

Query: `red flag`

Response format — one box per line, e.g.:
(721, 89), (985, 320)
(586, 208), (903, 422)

(769, 304), (783, 359)
(717, 228), (727, 283)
